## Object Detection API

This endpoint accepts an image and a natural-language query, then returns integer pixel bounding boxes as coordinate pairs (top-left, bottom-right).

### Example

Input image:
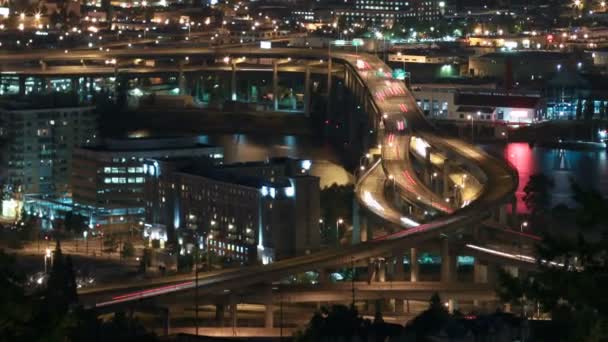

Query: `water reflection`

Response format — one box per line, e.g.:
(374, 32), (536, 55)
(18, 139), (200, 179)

(483, 143), (608, 212)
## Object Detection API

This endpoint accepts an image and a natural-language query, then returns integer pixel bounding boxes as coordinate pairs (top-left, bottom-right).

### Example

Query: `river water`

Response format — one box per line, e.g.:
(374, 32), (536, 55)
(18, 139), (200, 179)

(482, 143), (608, 212)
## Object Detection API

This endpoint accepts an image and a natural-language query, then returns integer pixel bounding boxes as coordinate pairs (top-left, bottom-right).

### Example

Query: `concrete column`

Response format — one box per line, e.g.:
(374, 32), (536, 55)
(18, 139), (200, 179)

(45, 78), (52, 94)
(368, 258), (376, 283)
(231, 62), (237, 101)
(394, 299), (404, 313)
(272, 61), (279, 111)
(326, 56), (332, 115)
(18, 76), (25, 96)
(215, 303), (225, 327)
(178, 65), (186, 95)
(410, 248), (419, 282)
(394, 252), (405, 280)
(440, 237), (451, 283)
(377, 258), (386, 282)
(40, 60), (47, 71)
(510, 196), (518, 227)
(474, 260), (487, 283)
(318, 269), (331, 284)
(229, 293), (238, 328)
(360, 215), (368, 242)
(264, 286), (274, 328)
(498, 205), (508, 225)
(88, 77), (94, 95)
(304, 63), (311, 117)
(447, 299), (457, 313)
(71, 77), (79, 93)
(442, 161), (451, 197)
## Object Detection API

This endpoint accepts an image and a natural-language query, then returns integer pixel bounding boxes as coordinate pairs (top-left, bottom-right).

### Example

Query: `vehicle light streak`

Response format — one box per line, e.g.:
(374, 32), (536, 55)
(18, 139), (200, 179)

(400, 216), (420, 227)
(363, 191), (384, 212)
(98, 281), (194, 307)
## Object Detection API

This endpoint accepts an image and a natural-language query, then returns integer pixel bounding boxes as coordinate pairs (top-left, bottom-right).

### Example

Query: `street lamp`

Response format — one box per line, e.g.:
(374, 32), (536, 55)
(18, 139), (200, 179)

(83, 230), (88, 255)
(44, 248), (52, 273)
(336, 218), (344, 247)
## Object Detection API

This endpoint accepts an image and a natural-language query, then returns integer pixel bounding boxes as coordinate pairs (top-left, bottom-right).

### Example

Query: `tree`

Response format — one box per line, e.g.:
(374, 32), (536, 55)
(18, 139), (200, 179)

(0, 250), (32, 340)
(64, 211), (87, 235)
(295, 304), (369, 341)
(45, 240), (78, 315)
(523, 173), (554, 228)
(405, 293), (450, 339)
(320, 184), (354, 244)
(498, 181), (608, 341)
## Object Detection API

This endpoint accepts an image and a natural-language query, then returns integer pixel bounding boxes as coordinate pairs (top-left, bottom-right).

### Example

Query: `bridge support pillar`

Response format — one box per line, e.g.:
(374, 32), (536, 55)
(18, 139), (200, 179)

(71, 77), (79, 93)
(215, 303), (225, 327)
(447, 299), (457, 313)
(318, 268), (331, 284)
(410, 248), (419, 282)
(443, 161), (451, 197)
(231, 62), (237, 101)
(394, 251), (405, 280)
(368, 258), (376, 283)
(229, 293), (238, 328)
(394, 299), (405, 313)
(498, 205), (508, 225)
(264, 285), (274, 328)
(440, 237), (452, 283)
(510, 196), (518, 227)
(18, 76), (25, 96)
(304, 63), (311, 117)
(273, 61), (279, 111)
(178, 71), (186, 96)
(377, 258), (386, 282)
(359, 214), (369, 242)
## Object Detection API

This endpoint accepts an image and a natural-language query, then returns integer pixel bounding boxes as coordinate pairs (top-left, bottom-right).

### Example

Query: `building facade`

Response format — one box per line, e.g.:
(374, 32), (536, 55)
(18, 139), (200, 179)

(71, 136), (223, 231)
(143, 157), (320, 264)
(0, 104), (98, 196)
(335, 0), (442, 27)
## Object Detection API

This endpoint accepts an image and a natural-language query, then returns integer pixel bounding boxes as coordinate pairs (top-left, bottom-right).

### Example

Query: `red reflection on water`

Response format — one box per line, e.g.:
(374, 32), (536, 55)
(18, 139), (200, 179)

(504, 143), (537, 214)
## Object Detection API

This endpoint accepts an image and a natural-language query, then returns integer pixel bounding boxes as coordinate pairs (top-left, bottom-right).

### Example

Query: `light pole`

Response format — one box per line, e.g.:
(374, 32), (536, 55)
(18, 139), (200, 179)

(83, 230), (88, 255)
(44, 248), (52, 273)
(467, 114), (474, 142)
(336, 218), (343, 247)
(195, 234), (200, 336)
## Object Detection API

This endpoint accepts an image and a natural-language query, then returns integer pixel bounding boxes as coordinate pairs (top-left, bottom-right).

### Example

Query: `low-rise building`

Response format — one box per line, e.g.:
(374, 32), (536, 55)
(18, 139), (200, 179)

(413, 85), (545, 123)
(143, 157), (320, 264)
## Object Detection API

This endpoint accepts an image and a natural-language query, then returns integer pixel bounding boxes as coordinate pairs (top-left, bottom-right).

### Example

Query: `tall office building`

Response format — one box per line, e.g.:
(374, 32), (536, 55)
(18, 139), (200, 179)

(0, 103), (98, 196)
(335, 0), (442, 26)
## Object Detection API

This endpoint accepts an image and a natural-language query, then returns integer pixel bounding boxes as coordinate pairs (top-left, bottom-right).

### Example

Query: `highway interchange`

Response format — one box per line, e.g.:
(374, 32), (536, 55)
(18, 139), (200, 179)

(1, 46), (522, 310)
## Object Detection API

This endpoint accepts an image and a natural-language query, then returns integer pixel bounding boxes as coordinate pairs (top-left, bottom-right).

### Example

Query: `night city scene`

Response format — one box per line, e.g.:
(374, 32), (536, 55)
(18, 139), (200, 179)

(1, 0), (608, 340)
